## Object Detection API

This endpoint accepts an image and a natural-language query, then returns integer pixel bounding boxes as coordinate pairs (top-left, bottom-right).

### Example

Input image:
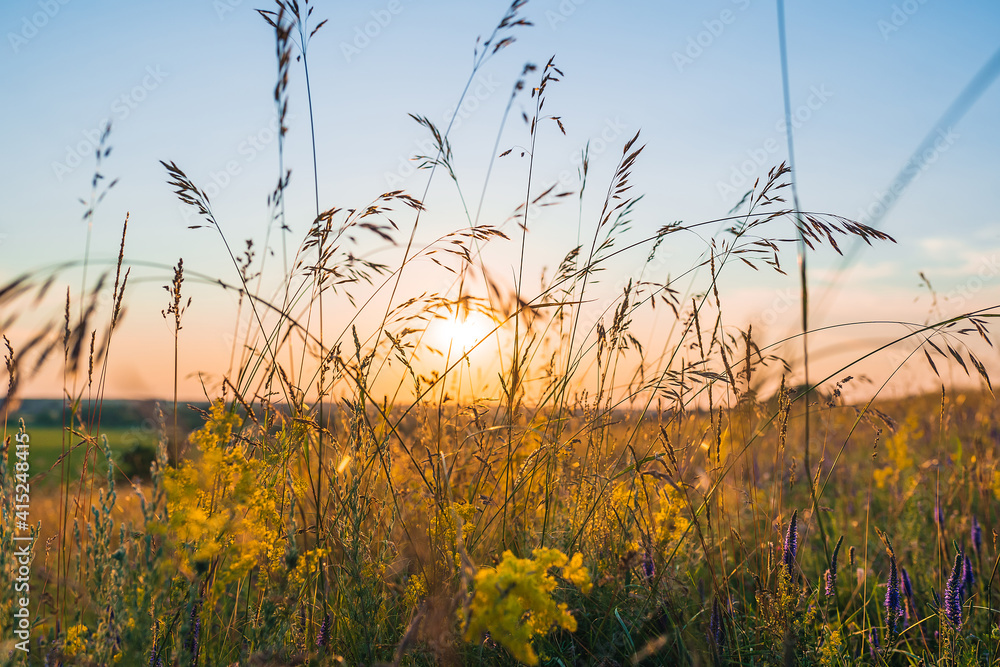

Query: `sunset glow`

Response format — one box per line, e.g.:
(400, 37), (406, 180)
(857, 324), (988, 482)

(436, 312), (493, 356)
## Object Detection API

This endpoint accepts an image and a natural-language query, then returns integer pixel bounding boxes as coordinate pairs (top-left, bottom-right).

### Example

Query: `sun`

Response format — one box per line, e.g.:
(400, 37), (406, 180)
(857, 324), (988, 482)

(439, 313), (490, 354)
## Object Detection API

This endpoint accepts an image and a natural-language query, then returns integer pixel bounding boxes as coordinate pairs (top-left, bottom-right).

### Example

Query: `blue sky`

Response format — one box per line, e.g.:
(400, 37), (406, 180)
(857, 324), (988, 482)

(2, 0), (999, 399)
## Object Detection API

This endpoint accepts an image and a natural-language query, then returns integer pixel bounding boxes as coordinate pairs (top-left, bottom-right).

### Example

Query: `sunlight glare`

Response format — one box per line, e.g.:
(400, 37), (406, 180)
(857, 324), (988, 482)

(440, 313), (489, 354)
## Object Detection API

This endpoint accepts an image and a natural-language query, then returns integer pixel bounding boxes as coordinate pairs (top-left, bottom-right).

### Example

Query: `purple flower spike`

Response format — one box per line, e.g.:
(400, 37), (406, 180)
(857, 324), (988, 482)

(901, 566), (915, 621)
(825, 535), (844, 598)
(783, 510), (798, 578)
(972, 516), (983, 559)
(708, 598), (724, 649)
(934, 504), (944, 529)
(317, 613), (330, 648)
(944, 550), (964, 628)
(963, 554), (975, 598)
(868, 627), (880, 658)
(642, 549), (655, 580)
(190, 617), (200, 664)
(186, 600), (202, 664)
(885, 552), (902, 636)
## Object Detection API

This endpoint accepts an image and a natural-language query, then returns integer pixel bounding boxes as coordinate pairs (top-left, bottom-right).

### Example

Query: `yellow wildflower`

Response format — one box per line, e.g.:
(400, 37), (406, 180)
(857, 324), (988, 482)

(819, 628), (843, 665)
(164, 400), (282, 589)
(63, 624), (88, 657)
(404, 573), (427, 609)
(465, 548), (592, 666)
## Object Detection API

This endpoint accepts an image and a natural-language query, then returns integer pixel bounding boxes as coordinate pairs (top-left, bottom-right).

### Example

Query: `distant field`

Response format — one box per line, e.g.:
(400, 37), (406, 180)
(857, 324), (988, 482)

(9, 425), (159, 488)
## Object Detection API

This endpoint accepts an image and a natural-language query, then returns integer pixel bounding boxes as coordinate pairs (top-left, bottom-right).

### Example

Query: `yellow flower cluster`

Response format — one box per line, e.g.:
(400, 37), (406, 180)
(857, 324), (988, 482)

(465, 548), (592, 666)
(289, 548), (328, 592)
(819, 628), (843, 666)
(653, 484), (689, 546)
(63, 623), (88, 657)
(567, 482), (630, 567)
(874, 414), (918, 489)
(164, 401), (282, 586)
(403, 573), (427, 609)
(429, 501), (476, 570)
(569, 480), (688, 575)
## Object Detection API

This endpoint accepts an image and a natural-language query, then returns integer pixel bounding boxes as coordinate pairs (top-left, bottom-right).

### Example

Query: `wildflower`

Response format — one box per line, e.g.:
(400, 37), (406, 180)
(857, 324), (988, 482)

(783, 510), (798, 578)
(317, 613), (330, 648)
(972, 516), (983, 559)
(934, 503), (944, 530)
(642, 548), (655, 580)
(849, 545), (856, 569)
(164, 400), (282, 585)
(186, 601), (201, 665)
(900, 566), (913, 600)
(63, 624), (88, 658)
(465, 548), (592, 666)
(819, 629), (844, 666)
(653, 484), (690, 545)
(190, 616), (200, 664)
(868, 627), (880, 658)
(900, 566), (915, 623)
(708, 597), (724, 650)
(561, 552), (593, 594)
(944, 550), (964, 628)
(403, 573), (428, 609)
(884, 549), (902, 636)
(962, 553), (975, 598)
(825, 535), (844, 598)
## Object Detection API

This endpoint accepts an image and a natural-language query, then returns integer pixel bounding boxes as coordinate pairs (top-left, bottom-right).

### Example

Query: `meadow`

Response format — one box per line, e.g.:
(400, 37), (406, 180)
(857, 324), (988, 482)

(2, 1), (1000, 665)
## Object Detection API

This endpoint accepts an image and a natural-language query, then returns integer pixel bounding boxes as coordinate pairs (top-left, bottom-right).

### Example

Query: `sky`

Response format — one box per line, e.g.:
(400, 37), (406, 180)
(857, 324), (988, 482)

(2, 0), (999, 402)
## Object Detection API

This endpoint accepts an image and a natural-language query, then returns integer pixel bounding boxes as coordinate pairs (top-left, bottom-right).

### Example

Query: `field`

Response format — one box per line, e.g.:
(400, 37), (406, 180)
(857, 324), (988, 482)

(9, 427), (156, 485)
(2, 1), (1000, 666)
(5, 388), (1000, 665)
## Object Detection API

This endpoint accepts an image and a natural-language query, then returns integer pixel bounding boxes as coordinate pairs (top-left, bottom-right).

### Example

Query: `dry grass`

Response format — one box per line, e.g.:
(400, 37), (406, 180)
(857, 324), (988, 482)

(2, 1), (999, 665)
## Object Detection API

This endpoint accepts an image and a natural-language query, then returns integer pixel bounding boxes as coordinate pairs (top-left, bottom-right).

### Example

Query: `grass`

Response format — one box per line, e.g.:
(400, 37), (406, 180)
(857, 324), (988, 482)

(2, 1), (999, 665)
